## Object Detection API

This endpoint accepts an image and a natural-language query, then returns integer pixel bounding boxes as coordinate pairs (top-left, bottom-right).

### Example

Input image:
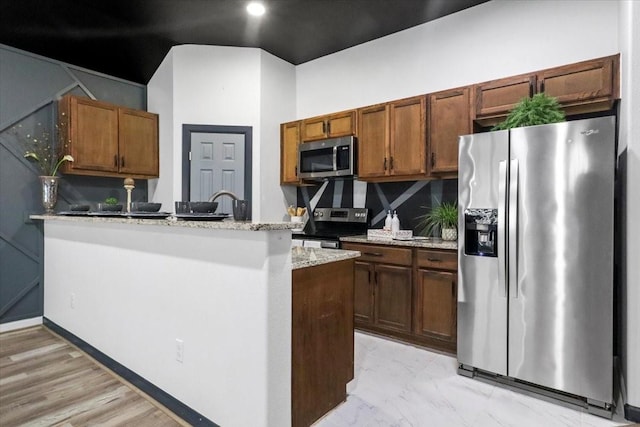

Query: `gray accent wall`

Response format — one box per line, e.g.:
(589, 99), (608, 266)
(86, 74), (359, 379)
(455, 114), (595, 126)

(0, 44), (148, 325)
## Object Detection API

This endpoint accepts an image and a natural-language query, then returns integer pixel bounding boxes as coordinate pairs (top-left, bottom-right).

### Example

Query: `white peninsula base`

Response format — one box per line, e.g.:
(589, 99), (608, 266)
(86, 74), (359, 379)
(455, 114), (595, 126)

(39, 217), (293, 427)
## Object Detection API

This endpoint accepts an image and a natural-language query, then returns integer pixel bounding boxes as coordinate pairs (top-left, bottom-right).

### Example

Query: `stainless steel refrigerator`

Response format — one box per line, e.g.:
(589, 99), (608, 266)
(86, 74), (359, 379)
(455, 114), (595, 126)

(457, 116), (615, 416)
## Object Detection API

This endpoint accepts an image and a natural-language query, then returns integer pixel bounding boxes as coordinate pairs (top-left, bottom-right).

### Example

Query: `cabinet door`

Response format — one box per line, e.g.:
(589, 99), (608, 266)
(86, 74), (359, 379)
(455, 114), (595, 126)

(281, 121), (301, 184)
(301, 117), (327, 142)
(538, 55), (616, 106)
(354, 261), (374, 325)
(118, 108), (159, 177)
(374, 264), (412, 333)
(415, 269), (457, 342)
(474, 74), (536, 122)
(357, 104), (389, 179)
(389, 96), (426, 176)
(428, 88), (471, 174)
(327, 111), (356, 138)
(70, 96), (119, 173)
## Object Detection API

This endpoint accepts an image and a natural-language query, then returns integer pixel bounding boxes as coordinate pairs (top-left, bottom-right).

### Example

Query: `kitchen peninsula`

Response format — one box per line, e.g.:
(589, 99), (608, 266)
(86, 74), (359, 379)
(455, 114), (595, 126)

(33, 215), (359, 427)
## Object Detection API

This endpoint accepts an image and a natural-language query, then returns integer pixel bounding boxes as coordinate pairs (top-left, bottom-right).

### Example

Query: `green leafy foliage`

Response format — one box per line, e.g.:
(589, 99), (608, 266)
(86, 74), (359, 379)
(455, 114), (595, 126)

(415, 201), (458, 237)
(105, 197), (118, 205)
(492, 93), (566, 130)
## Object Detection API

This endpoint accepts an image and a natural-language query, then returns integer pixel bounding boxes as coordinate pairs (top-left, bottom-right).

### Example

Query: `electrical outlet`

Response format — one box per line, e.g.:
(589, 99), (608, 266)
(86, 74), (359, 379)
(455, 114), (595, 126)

(70, 293), (76, 309)
(176, 339), (184, 363)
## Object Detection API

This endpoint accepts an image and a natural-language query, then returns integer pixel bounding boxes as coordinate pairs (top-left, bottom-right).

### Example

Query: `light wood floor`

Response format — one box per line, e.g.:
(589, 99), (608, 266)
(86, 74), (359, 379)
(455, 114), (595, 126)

(0, 326), (189, 426)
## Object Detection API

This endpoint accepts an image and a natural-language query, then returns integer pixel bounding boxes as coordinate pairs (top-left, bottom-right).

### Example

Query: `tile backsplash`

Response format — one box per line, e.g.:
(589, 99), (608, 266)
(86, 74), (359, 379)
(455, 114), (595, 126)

(297, 178), (457, 236)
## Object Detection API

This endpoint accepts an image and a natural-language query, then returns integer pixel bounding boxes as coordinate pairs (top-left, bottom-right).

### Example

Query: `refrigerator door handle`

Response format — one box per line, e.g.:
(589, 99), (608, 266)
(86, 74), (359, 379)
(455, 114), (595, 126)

(498, 160), (508, 298)
(509, 159), (519, 298)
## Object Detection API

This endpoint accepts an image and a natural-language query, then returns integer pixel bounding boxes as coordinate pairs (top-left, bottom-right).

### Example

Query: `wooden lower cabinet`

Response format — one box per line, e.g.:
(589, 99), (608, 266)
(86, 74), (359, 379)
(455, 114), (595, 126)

(353, 261), (411, 333)
(292, 259), (354, 427)
(375, 264), (412, 333)
(343, 242), (457, 354)
(414, 269), (457, 342)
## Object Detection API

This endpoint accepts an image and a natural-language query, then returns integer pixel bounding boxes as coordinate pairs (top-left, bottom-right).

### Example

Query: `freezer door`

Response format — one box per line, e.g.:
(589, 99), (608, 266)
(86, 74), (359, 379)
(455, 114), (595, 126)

(458, 130), (509, 375)
(508, 117), (614, 403)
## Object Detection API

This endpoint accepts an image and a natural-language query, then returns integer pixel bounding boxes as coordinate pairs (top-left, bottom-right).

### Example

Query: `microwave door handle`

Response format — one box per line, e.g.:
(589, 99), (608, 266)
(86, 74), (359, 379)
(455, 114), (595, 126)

(333, 146), (338, 171)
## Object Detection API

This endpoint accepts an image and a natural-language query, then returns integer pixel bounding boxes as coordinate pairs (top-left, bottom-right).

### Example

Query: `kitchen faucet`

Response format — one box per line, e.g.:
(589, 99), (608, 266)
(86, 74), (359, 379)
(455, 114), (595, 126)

(208, 190), (240, 203)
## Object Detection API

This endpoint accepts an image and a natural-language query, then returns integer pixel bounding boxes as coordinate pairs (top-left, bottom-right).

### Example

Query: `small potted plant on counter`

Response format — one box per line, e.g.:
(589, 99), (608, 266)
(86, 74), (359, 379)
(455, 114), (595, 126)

(416, 201), (458, 241)
(97, 197), (123, 212)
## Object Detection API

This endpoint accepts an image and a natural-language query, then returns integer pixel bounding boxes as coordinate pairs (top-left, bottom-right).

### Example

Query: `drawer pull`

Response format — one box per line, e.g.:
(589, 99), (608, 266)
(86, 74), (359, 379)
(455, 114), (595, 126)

(363, 252), (383, 257)
(427, 258), (441, 262)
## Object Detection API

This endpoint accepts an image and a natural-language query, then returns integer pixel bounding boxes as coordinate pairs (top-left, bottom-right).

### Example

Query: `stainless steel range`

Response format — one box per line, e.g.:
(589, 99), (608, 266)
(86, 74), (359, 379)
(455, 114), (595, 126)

(293, 207), (368, 248)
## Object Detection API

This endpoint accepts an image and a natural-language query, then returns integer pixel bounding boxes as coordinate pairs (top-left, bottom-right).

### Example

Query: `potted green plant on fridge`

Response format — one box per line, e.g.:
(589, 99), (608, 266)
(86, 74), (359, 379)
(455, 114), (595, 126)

(492, 92), (566, 130)
(416, 201), (458, 241)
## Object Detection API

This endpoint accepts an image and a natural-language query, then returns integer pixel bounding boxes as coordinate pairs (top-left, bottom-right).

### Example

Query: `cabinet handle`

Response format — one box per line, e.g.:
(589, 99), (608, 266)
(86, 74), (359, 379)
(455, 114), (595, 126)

(374, 271), (378, 284)
(121, 156), (125, 168)
(540, 79), (545, 93)
(383, 157), (387, 170)
(427, 258), (441, 262)
(327, 121), (331, 134)
(295, 166), (297, 176)
(368, 270), (371, 283)
(529, 80), (534, 97)
(431, 153), (436, 168)
(363, 252), (383, 257)
(322, 121), (326, 134)
(390, 156), (394, 170)
(114, 155), (118, 167)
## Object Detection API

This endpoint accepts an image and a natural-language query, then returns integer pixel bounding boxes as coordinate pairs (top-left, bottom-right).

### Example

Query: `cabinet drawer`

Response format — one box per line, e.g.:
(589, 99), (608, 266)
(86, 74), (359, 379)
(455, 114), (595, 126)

(416, 249), (457, 271)
(342, 243), (412, 266)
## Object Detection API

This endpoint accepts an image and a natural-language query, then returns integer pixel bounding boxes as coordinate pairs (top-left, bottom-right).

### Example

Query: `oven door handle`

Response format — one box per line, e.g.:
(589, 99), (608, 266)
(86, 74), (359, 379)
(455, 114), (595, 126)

(320, 240), (340, 249)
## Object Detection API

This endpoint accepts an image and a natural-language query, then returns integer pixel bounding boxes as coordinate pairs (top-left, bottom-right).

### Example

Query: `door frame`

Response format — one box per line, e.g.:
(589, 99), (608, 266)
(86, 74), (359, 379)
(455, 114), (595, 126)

(182, 124), (253, 216)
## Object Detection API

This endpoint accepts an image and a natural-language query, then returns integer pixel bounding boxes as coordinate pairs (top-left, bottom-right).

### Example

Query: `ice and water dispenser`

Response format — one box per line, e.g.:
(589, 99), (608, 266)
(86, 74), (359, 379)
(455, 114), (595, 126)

(464, 209), (498, 257)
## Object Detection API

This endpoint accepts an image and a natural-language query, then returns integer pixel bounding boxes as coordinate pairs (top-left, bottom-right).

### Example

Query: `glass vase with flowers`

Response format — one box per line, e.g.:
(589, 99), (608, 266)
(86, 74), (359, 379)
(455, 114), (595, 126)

(12, 113), (74, 213)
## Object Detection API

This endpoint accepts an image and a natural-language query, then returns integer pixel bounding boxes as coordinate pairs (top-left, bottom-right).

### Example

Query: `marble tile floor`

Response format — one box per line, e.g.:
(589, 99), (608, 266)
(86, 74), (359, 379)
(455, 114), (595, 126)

(315, 332), (630, 427)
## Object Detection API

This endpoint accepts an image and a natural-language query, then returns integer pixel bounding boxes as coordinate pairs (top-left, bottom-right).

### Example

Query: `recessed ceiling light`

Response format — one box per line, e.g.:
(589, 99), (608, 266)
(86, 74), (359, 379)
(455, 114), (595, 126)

(247, 2), (266, 16)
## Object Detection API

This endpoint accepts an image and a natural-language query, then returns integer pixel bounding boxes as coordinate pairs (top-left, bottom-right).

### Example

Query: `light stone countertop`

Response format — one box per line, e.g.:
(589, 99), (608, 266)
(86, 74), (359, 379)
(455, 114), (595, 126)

(30, 214), (298, 231)
(340, 235), (458, 250)
(291, 246), (361, 270)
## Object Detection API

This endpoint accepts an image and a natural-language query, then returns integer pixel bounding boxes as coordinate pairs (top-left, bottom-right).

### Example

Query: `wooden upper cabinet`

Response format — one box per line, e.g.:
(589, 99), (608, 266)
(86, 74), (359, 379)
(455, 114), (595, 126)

(389, 96), (427, 176)
(357, 96), (426, 181)
(474, 54), (620, 126)
(428, 87), (471, 175)
(538, 55), (619, 114)
(474, 74), (535, 126)
(280, 121), (301, 184)
(118, 108), (159, 176)
(65, 96), (119, 173)
(357, 103), (389, 179)
(301, 110), (356, 142)
(60, 95), (159, 178)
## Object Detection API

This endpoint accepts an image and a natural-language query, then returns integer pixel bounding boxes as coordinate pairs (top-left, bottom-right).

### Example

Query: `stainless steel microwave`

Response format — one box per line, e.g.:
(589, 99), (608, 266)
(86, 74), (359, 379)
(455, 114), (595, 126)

(298, 136), (357, 179)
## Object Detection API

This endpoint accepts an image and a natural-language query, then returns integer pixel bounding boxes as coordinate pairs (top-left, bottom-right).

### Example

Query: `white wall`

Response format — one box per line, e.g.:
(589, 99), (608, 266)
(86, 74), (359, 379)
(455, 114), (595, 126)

(147, 45), (296, 220)
(259, 51), (296, 221)
(296, 0), (620, 117)
(619, 0), (640, 414)
(43, 220), (292, 427)
(147, 50), (175, 208)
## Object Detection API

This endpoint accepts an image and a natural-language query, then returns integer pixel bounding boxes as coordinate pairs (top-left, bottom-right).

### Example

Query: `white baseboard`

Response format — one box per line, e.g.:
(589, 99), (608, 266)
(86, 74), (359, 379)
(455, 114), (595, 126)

(0, 317), (43, 333)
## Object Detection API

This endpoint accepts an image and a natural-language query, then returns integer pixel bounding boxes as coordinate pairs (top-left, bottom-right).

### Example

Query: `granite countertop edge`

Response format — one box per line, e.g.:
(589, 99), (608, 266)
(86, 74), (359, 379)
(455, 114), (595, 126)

(340, 235), (458, 250)
(292, 247), (361, 270)
(30, 214), (298, 231)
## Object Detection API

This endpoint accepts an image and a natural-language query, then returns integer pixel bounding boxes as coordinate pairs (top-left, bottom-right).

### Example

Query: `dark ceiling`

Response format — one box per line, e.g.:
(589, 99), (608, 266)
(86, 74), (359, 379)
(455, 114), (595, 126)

(0, 0), (488, 85)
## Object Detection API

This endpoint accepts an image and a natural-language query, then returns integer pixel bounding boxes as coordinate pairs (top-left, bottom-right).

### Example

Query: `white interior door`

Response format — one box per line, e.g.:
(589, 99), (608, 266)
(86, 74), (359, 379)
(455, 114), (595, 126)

(190, 132), (245, 214)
